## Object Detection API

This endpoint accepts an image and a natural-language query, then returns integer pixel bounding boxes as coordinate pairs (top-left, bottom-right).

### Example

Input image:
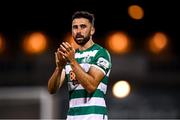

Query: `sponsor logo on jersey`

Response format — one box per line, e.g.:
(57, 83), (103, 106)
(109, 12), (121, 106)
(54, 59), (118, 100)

(81, 55), (91, 63)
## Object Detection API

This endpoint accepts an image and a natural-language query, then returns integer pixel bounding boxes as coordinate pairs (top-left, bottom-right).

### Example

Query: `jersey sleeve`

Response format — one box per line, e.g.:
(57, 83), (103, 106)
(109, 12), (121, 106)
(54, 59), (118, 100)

(91, 49), (112, 75)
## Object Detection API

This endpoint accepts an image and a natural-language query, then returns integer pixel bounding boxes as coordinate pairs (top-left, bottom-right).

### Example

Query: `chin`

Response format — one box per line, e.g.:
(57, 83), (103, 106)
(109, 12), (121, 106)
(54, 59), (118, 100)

(75, 40), (83, 44)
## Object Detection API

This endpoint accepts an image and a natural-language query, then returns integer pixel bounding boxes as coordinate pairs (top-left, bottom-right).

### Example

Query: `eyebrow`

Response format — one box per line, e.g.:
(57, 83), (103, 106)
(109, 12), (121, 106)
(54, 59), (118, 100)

(72, 24), (87, 28)
(80, 24), (87, 27)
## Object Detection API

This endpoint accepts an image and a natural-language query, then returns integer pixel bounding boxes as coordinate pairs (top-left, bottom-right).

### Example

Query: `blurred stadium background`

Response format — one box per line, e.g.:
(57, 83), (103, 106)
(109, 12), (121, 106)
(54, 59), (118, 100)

(0, 0), (180, 119)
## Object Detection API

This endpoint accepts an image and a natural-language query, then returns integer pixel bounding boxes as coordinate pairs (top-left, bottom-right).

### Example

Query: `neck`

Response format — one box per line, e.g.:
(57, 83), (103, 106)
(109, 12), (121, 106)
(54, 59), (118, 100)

(79, 38), (94, 51)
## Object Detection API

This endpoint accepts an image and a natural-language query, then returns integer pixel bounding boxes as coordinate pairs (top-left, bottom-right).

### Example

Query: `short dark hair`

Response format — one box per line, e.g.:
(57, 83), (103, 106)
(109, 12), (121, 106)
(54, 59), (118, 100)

(72, 11), (95, 26)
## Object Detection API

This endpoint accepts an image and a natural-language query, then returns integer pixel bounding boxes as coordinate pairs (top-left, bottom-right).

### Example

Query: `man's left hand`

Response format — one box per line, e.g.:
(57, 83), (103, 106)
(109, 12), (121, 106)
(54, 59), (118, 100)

(59, 42), (76, 63)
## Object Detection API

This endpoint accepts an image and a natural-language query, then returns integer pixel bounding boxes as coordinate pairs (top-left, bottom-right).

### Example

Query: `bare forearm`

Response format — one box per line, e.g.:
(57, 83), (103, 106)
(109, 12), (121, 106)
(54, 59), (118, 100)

(48, 67), (62, 94)
(70, 60), (95, 93)
(59, 42), (103, 93)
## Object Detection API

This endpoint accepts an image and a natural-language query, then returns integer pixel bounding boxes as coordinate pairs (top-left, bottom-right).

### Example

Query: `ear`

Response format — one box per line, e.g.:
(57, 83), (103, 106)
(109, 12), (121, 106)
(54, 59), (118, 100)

(90, 26), (95, 35)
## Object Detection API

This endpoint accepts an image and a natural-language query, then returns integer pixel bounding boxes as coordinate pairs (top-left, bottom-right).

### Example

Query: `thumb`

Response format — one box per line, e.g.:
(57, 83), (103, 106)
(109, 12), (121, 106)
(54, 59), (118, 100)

(55, 52), (59, 66)
(55, 52), (58, 61)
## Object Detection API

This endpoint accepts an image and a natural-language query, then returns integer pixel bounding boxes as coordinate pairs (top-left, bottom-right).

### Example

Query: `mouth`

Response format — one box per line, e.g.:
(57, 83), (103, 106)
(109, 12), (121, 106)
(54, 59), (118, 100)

(76, 34), (84, 39)
(76, 37), (84, 40)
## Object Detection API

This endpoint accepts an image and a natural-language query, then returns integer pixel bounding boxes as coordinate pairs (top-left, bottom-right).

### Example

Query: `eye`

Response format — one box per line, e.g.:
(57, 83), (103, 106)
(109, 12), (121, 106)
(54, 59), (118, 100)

(72, 25), (78, 29)
(80, 24), (87, 29)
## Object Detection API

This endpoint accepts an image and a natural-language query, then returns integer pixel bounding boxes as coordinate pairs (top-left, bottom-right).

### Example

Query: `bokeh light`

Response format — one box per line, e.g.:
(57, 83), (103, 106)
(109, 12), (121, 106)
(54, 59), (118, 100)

(106, 32), (131, 54)
(128, 5), (144, 20)
(22, 32), (48, 54)
(112, 80), (131, 98)
(148, 32), (168, 54)
(0, 34), (5, 53)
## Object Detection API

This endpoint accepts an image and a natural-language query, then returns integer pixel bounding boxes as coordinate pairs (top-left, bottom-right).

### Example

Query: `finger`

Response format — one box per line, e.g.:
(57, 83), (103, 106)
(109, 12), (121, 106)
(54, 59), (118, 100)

(60, 44), (67, 53)
(57, 50), (66, 60)
(58, 47), (63, 51)
(57, 50), (63, 60)
(55, 52), (59, 67)
(55, 52), (59, 59)
(57, 48), (65, 57)
(72, 47), (75, 52)
(65, 42), (72, 48)
(66, 42), (74, 51)
(65, 42), (75, 52)
(62, 42), (71, 51)
(69, 42), (76, 52)
(57, 48), (62, 55)
(59, 50), (67, 58)
(57, 48), (61, 53)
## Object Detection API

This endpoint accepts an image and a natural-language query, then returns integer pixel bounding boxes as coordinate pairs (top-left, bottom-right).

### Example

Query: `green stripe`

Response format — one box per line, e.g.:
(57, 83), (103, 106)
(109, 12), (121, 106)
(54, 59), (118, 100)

(76, 44), (101, 53)
(94, 49), (111, 62)
(102, 76), (108, 85)
(68, 106), (107, 115)
(76, 56), (94, 63)
(70, 89), (104, 99)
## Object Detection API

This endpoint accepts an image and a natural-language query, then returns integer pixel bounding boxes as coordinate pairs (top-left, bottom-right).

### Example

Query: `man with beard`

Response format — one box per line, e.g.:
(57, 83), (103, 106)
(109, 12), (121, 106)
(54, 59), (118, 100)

(48, 11), (112, 120)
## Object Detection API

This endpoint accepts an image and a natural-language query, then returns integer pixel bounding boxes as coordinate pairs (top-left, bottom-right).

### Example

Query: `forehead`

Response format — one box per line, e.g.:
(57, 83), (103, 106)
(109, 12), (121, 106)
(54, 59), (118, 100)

(72, 18), (91, 25)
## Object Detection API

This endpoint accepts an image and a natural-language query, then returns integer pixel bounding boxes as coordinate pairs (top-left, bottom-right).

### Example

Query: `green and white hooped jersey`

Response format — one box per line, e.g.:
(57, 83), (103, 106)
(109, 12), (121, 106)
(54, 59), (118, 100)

(64, 44), (112, 120)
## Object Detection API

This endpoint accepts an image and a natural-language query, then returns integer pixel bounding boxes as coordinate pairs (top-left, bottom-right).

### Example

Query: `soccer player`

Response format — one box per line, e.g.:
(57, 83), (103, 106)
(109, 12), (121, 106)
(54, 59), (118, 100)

(48, 11), (112, 120)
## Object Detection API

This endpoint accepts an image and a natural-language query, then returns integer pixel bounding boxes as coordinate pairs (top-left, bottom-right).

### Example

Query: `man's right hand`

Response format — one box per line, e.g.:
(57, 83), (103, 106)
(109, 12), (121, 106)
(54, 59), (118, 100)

(55, 48), (67, 68)
(48, 49), (66, 94)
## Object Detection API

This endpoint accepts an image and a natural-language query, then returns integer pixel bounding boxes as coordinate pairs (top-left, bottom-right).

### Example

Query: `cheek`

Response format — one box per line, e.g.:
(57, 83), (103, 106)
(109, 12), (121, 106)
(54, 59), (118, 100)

(82, 29), (90, 35)
(71, 33), (76, 39)
(72, 31), (76, 36)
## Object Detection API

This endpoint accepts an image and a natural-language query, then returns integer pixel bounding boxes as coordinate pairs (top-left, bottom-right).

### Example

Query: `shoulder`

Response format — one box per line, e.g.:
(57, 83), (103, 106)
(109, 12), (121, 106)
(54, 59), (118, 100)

(94, 44), (111, 60)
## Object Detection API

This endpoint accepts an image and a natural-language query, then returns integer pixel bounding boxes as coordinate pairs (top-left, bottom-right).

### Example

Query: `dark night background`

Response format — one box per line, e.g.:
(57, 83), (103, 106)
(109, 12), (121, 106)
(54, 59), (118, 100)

(0, 0), (180, 119)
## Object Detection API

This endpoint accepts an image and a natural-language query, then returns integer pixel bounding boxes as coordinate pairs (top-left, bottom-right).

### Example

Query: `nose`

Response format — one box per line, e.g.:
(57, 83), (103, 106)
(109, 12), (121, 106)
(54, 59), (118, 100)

(76, 27), (81, 33)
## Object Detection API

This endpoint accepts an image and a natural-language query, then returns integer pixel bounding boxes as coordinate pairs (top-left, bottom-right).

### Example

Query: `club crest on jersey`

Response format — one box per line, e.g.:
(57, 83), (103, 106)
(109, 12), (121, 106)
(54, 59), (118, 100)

(97, 57), (109, 69)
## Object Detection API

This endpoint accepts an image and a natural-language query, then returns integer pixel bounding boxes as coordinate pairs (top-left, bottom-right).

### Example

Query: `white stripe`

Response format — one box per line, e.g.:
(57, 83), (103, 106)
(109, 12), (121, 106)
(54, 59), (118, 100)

(67, 114), (108, 120)
(75, 50), (98, 59)
(69, 97), (106, 108)
(65, 63), (107, 75)
(107, 69), (111, 77)
(65, 65), (72, 74)
(97, 82), (107, 94)
(75, 82), (107, 94)
(75, 84), (84, 90)
(81, 63), (91, 72)
(65, 63), (91, 74)
(91, 64), (106, 75)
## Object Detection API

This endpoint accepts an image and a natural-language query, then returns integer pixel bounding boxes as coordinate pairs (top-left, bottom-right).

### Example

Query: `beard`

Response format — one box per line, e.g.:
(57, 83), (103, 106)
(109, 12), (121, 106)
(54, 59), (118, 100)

(74, 33), (91, 45)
